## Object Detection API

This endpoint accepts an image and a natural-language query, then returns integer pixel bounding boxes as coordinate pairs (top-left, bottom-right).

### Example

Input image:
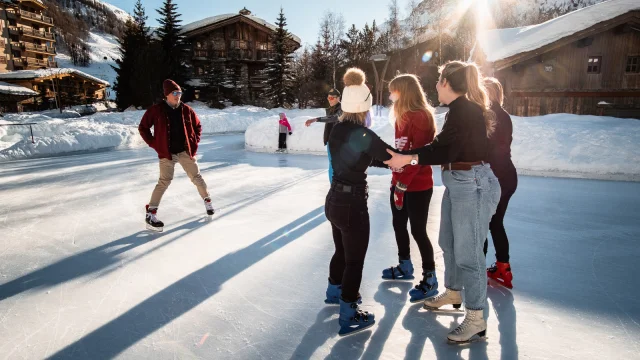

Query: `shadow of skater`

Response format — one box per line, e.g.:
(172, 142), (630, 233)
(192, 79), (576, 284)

(324, 329), (371, 360)
(0, 217), (207, 302)
(289, 307), (338, 360)
(47, 206), (327, 360)
(487, 284), (518, 360)
(359, 281), (413, 360)
(402, 303), (465, 360)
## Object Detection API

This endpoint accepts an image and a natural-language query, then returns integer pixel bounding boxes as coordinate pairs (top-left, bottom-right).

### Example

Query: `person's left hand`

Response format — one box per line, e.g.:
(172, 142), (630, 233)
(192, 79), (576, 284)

(384, 149), (413, 169)
(305, 119), (317, 127)
(289, 132), (292, 135)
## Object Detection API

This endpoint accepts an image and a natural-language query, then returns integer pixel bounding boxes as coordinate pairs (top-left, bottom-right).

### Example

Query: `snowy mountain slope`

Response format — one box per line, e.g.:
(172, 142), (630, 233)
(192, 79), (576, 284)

(55, 32), (120, 99)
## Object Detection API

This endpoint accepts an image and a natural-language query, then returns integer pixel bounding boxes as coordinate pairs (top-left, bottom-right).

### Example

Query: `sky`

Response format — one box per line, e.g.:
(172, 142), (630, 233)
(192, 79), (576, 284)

(104, 0), (394, 47)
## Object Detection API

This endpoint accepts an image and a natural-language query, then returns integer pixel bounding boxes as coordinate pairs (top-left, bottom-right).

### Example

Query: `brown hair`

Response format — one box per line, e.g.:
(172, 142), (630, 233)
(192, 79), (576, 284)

(389, 74), (436, 133)
(439, 61), (496, 136)
(483, 77), (504, 107)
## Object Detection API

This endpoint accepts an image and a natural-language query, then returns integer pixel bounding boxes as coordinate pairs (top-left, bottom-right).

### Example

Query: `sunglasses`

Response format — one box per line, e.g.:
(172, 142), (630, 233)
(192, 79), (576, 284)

(171, 91), (183, 97)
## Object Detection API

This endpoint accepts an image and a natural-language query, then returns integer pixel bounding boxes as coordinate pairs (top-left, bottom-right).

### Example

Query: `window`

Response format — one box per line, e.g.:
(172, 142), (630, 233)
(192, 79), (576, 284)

(626, 56), (639, 73)
(196, 41), (202, 48)
(196, 67), (203, 75)
(587, 56), (601, 74)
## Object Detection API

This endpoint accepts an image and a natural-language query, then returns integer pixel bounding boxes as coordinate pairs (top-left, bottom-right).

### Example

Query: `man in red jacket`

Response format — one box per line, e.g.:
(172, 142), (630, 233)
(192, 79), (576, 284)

(138, 79), (214, 231)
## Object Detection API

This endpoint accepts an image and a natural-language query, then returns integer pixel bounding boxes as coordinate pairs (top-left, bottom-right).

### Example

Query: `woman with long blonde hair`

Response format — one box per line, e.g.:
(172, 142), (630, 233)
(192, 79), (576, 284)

(381, 74), (440, 304)
(384, 61), (501, 344)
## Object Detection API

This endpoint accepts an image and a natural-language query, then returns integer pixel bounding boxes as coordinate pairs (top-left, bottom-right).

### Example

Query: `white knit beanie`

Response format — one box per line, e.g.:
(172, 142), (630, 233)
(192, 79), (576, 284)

(341, 68), (372, 113)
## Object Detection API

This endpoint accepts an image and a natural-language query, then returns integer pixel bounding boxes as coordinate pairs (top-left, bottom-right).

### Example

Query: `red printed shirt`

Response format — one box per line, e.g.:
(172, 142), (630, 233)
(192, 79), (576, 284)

(392, 110), (436, 191)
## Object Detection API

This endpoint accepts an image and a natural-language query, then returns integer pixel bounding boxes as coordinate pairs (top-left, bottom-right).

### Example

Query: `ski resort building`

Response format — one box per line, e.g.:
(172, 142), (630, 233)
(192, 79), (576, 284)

(181, 8), (301, 105)
(472, 0), (640, 119)
(0, 0), (57, 72)
(0, 68), (109, 111)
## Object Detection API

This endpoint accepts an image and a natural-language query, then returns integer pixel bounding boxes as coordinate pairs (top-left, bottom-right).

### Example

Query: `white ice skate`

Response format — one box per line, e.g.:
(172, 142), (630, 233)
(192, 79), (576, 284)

(145, 205), (164, 232)
(423, 288), (464, 313)
(204, 197), (215, 219)
(447, 309), (487, 345)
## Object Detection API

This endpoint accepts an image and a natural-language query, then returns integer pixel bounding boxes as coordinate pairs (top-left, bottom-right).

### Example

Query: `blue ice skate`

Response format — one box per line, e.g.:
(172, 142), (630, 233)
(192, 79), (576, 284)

(381, 259), (415, 280)
(325, 280), (362, 305)
(338, 299), (375, 337)
(408, 271), (439, 303)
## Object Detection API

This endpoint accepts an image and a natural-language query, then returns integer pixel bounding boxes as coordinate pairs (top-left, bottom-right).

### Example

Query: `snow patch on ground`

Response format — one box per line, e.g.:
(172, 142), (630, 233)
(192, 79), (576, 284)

(245, 108), (640, 181)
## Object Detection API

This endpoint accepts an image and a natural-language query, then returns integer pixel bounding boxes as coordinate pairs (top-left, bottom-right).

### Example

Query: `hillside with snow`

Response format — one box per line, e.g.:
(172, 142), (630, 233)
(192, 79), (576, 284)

(55, 32), (120, 99)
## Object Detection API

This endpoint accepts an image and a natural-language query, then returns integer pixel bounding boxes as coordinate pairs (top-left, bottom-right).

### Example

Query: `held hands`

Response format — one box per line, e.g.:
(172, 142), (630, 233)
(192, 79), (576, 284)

(305, 118), (317, 127)
(393, 182), (408, 210)
(384, 149), (413, 169)
(289, 132), (293, 135)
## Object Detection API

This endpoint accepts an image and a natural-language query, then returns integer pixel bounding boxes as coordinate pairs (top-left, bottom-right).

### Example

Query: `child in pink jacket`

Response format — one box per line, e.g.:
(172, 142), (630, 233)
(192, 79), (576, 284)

(278, 112), (292, 152)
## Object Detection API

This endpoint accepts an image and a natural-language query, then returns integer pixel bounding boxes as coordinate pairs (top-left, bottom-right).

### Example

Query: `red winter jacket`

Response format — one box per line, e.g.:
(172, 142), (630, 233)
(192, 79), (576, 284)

(138, 102), (202, 160)
(392, 110), (436, 192)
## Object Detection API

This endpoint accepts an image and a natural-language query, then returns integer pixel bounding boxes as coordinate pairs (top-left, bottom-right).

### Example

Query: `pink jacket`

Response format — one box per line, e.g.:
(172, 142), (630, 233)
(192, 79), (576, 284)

(279, 117), (292, 133)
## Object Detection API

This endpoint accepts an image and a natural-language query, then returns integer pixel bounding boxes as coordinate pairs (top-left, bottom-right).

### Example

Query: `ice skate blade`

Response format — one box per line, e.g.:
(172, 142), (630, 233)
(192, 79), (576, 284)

(447, 333), (488, 345)
(423, 305), (464, 314)
(488, 278), (513, 289)
(381, 275), (415, 281)
(338, 322), (375, 337)
(145, 224), (163, 232)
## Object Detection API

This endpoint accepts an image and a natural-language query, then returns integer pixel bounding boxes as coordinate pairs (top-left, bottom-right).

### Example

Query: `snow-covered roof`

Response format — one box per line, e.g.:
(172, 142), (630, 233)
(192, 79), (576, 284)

(0, 81), (38, 96)
(0, 68), (110, 86)
(478, 0), (640, 63)
(181, 13), (302, 44)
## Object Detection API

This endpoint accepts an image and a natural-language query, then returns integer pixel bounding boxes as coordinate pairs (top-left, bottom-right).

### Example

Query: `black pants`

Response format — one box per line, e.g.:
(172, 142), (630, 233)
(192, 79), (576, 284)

(325, 185), (369, 303)
(390, 187), (435, 273)
(484, 168), (518, 263)
(278, 133), (287, 149)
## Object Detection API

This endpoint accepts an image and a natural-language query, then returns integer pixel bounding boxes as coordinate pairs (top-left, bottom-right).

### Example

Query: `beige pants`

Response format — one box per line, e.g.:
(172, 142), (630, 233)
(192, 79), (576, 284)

(149, 152), (209, 208)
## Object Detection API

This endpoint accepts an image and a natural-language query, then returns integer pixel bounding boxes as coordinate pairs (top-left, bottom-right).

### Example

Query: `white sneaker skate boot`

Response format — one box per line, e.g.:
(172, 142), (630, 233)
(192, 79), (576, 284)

(204, 197), (215, 217)
(145, 205), (164, 232)
(423, 288), (463, 312)
(447, 309), (487, 344)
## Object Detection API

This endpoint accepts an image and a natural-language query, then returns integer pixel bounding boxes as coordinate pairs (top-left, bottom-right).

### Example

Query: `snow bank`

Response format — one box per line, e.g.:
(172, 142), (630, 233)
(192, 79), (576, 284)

(0, 105), (325, 161)
(246, 109), (640, 181)
(245, 108), (394, 154)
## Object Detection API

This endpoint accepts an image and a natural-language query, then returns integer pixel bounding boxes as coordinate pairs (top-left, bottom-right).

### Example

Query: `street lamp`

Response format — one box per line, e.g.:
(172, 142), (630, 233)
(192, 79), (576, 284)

(369, 54), (390, 116)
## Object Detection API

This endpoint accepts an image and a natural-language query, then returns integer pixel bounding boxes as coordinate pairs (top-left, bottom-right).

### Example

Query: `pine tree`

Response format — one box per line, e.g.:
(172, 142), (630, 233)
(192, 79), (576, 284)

(155, 0), (188, 85)
(341, 24), (360, 68)
(309, 40), (331, 106)
(264, 8), (295, 108)
(132, 0), (160, 106)
(112, 19), (138, 110)
(204, 60), (230, 107)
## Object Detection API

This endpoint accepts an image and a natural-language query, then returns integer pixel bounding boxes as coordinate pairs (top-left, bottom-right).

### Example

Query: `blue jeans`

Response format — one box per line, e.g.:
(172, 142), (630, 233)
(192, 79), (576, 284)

(327, 144), (333, 183)
(439, 164), (501, 310)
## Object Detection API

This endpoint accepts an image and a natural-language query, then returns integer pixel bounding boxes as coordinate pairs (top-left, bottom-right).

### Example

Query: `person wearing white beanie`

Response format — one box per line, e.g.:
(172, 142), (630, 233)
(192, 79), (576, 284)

(322, 67), (394, 337)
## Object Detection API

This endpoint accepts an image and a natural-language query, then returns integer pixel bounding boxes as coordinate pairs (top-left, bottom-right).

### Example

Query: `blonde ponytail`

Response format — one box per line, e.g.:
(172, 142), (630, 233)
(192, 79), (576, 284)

(464, 64), (495, 136)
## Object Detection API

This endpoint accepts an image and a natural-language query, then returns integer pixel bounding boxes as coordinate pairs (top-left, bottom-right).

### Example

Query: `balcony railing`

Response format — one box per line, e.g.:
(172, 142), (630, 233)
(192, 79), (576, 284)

(193, 49), (208, 58)
(23, 42), (55, 54)
(20, 27), (55, 41)
(8, 26), (20, 35)
(19, 10), (54, 25)
(230, 40), (252, 50)
(257, 50), (274, 61)
(16, 57), (48, 67)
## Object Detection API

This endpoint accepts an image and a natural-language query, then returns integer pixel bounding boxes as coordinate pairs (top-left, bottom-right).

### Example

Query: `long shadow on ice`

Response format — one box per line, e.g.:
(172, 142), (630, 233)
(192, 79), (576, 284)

(0, 216), (207, 302)
(47, 206), (327, 360)
(487, 284), (518, 360)
(360, 281), (413, 360)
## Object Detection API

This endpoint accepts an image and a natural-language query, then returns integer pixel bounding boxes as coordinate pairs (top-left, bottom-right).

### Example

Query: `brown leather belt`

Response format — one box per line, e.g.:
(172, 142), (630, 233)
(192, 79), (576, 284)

(441, 161), (485, 171)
